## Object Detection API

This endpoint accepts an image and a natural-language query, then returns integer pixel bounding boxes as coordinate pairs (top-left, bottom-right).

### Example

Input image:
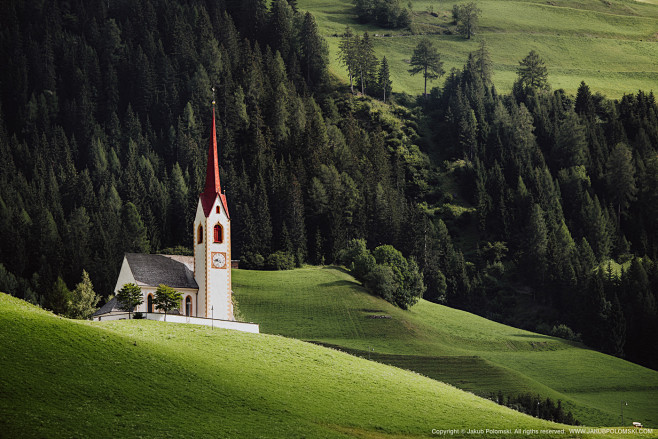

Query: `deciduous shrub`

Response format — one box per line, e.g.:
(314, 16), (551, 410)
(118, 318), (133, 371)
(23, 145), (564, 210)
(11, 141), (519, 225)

(266, 251), (295, 270)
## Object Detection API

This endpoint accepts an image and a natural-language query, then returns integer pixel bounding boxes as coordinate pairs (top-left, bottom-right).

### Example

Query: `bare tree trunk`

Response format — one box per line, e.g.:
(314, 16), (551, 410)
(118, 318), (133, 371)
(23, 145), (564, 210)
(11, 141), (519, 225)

(424, 66), (428, 99)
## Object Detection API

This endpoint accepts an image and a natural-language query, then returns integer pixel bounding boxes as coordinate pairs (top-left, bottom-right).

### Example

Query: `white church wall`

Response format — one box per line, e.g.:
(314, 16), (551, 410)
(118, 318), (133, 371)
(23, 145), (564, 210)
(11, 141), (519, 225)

(138, 286), (156, 313)
(194, 196), (233, 321)
(194, 201), (208, 318)
(207, 197), (232, 321)
(137, 287), (197, 314)
(94, 313), (259, 334)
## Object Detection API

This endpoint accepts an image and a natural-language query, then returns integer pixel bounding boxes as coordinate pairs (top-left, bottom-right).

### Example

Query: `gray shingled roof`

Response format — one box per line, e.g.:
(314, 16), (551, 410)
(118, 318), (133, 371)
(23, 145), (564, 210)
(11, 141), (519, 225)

(93, 296), (122, 316)
(125, 253), (198, 289)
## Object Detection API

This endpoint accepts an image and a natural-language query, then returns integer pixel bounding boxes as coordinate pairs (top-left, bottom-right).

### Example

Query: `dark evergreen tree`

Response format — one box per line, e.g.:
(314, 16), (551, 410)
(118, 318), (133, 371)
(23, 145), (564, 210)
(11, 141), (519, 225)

(121, 202), (150, 254)
(299, 12), (328, 87)
(338, 26), (358, 94)
(356, 32), (378, 96)
(377, 56), (393, 103)
(606, 142), (637, 227)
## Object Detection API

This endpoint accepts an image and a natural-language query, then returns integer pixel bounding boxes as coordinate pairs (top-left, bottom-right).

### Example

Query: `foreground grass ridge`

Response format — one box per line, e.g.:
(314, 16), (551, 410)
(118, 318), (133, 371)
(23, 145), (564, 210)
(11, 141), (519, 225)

(0, 292), (600, 438)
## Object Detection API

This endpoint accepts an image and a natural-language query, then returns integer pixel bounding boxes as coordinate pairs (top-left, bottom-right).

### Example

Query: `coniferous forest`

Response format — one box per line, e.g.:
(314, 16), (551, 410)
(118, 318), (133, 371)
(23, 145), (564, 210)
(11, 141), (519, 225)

(0, 0), (656, 369)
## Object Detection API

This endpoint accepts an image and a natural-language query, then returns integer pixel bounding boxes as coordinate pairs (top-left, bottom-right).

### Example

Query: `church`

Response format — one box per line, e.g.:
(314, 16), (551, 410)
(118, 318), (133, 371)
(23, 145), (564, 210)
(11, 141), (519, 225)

(93, 103), (252, 331)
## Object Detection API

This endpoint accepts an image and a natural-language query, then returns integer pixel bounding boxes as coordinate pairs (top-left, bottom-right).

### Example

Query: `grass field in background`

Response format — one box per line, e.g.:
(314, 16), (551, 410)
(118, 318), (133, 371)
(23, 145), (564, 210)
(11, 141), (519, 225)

(0, 293), (607, 439)
(232, 266), (658, 428)
(301, 0), (658, 98)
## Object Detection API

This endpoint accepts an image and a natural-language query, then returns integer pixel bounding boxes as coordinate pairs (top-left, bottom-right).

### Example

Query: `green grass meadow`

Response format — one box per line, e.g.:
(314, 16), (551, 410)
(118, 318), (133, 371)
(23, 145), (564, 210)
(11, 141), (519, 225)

(302, 0), (658, 97)
(232, 267), (658, 429)
(2, 265), (657, 437)
(0, 292), (613, 439)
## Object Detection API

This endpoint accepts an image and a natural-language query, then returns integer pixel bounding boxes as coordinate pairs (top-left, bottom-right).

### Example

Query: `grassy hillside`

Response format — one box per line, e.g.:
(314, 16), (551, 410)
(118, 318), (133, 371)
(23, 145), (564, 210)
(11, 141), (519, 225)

(299, 0), (658, 97)
(232, 267), (658, 428)
(0, 293), (610, 439)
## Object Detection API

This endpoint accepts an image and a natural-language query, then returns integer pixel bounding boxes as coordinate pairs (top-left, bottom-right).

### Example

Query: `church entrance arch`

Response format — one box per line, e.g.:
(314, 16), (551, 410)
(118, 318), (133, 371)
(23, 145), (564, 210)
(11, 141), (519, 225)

(147, 294), (153, 313)
(185, 296), (192, 316)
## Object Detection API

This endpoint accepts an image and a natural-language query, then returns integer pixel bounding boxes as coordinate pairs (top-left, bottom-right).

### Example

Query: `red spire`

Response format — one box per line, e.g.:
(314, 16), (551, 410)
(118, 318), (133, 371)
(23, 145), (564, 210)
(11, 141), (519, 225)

(200, 106), (229, 217)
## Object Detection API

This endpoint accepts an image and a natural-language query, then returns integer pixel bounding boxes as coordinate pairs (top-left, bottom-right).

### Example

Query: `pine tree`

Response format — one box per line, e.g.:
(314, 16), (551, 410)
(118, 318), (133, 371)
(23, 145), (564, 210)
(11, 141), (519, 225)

(575, 81), (595, 117)
(121, 202), (150, 253)
(456, 2), (482, 39)
(67, 270), (100, 320)
(459, 109), (478, 160)
(299, 12), (328, 87)
(65, 207), (92, 283)
(269, 0), (295, 62)
(524, 204), (548, 289)
(338, 26), (358, 94)
(48, 276), (70, 316)
(356, 32), (378, 96)
(253, 176), (273, 255)
(553, 110), (587, 169)
(377, 56), (393, 103)
(287, 176), (307, 265)
(606, 142), (637, 226)
(168, 163), (189, 246)
(409, 38), (444, 99)
(516, 50), (549, 90)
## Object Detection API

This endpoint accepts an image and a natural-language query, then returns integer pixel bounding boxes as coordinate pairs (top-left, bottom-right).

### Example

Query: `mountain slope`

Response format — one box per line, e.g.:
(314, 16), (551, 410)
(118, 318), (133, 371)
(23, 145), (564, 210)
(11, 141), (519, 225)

(232, 267), (658, 428)
(299, 0), (658, 97)
(0, 293), (599, 438)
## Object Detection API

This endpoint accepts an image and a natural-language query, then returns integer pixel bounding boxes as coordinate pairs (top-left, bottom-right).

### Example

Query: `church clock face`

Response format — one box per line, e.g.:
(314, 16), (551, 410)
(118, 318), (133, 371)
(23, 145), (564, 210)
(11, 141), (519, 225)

(211, 252), (226, 269)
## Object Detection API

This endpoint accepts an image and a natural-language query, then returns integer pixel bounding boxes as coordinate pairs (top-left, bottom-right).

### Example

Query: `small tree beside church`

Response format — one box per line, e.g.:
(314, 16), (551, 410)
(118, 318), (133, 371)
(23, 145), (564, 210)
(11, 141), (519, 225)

(154, 284), (183, 321)
(67, 270), (100, 320)
(116, 283), (143, 319)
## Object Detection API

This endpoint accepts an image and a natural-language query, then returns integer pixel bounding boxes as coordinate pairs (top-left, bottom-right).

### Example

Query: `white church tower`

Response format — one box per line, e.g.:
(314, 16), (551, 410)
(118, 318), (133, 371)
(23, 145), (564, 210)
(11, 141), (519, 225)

(193, 101), (233, 321)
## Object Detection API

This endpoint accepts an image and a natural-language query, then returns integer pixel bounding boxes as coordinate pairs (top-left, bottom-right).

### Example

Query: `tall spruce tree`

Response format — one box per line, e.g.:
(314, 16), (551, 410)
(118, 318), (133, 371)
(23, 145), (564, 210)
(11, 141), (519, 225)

(377, 56), (393, 103)
(121, 202), (150, 254)
(299, 12), (328, 87)
(606, 143), (637, 226)
(357, 32), (378, 96)
(474, 40), (493, 86)
(338, 26), (358, 94)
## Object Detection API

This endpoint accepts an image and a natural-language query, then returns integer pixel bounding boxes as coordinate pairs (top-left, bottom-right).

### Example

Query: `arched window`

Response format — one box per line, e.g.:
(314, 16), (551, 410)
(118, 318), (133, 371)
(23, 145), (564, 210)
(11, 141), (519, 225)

(147, 294), (153, 313)
(185, 296), (192, 316)
(197, 224), (203, 244)
(214, 223), (223, 243)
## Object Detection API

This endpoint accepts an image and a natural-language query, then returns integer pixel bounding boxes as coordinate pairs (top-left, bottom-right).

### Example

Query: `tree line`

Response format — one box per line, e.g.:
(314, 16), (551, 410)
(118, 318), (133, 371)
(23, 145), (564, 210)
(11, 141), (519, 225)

(353, 0), (412, 29)
(488, 392), (579, 426)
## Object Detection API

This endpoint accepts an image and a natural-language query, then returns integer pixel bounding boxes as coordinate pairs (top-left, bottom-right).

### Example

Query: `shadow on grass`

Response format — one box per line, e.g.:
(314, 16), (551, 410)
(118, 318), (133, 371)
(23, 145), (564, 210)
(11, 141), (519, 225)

(318, 280), (359, 289)
(510, 334), (556, 340)
(321, 265), (351, 275)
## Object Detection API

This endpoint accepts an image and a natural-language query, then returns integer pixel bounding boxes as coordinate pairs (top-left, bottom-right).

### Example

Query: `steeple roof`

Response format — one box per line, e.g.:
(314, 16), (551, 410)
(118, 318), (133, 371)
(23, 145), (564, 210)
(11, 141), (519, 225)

(200, 106), (229, 218)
